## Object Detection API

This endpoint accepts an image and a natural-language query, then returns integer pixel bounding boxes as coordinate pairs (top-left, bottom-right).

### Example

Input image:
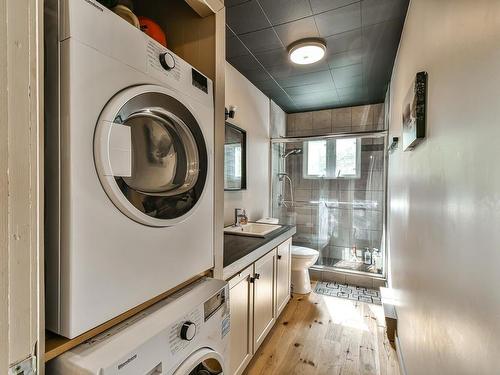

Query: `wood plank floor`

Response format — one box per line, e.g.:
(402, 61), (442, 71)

(244, 283), (400, 375)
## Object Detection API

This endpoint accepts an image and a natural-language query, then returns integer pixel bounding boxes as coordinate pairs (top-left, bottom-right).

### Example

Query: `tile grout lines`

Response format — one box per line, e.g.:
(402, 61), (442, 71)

(227, 0), (367, 111)
(226, 0), (403, 111)
(307, 0), (341, 105)
(226, 25), (298, 110)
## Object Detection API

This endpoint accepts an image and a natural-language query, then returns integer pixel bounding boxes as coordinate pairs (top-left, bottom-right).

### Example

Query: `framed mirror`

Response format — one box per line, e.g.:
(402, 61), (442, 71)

(224, 122), (247, 190)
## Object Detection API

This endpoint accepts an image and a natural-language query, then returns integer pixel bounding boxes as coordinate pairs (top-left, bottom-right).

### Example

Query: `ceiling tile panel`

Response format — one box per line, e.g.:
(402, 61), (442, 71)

(226, 0), (409, 112)
(273, 17), (319, 47)
(242, 68), (274, 83)
(362, 0), (409, 26)
(239, 28), (284, 54)
(315, 2), (361, 37)
(254, 48), (289, 68)
(225, 0), (251, 7)
(291, 93), (339, 111)
(337, 85), (368, 98)
(226, 0), (271, 35)
(277, 69), (333, 88)
(309, 0), (359, 14)
(226, 53), (261, 71)
(226, 28), (249, 58)
(273, 95), (297, 111)
(285, 80), (337, 95)
(266, 60), (331, 79)
(327, 48), (364, 69)
(324, 29), (363, 55)
(362, 19), (404, 54)
(258, 0), (312, 25)
(256, 83), (288, 98)
(332, 63), (363, 88)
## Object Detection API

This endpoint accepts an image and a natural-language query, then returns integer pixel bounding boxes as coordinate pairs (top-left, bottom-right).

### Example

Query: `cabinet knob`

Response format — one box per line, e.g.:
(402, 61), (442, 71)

(277, 255), (282, 260)
(254, 273), (260, 280)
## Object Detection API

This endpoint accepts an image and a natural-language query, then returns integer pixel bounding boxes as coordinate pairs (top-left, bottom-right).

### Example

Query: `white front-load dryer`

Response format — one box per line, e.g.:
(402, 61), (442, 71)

(45, 0), (215, 338)
(47, 278), (230, 375)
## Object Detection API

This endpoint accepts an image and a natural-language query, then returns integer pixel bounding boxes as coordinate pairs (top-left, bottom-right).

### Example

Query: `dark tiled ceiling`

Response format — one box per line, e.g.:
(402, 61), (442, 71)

(226, 0), (409, 113)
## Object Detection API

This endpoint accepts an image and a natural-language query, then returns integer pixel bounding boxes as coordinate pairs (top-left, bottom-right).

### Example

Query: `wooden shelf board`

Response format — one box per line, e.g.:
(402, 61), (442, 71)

(45, 270), (211, 362)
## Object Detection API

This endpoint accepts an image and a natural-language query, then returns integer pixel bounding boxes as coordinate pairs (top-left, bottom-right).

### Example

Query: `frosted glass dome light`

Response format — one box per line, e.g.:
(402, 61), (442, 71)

(288, 39), (326, 65)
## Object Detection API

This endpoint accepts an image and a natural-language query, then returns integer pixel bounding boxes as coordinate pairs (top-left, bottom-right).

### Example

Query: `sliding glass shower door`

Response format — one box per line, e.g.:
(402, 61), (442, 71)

(271, 132), (386, 276)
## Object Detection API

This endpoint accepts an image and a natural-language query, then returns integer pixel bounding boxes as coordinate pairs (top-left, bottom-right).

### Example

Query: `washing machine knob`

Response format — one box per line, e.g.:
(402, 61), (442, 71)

(159, 52), (175, 70)
(180, 321), (196, 341)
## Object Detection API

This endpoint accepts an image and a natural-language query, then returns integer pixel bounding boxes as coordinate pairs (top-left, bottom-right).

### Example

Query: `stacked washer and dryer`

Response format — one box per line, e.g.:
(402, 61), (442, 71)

(45, 0), (228, 373)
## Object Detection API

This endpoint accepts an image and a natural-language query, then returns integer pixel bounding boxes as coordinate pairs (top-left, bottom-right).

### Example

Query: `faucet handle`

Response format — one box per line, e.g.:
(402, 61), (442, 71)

(234, 208), (247, 226)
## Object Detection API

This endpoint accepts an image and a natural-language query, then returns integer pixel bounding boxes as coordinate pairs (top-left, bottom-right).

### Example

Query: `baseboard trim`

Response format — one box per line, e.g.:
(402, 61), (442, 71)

(395, 333), (408, 375)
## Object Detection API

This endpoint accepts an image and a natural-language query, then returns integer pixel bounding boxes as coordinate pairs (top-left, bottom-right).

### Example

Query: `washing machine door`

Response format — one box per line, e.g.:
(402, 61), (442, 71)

(94, 85), (209, 227)
(173, 348), (225, 375)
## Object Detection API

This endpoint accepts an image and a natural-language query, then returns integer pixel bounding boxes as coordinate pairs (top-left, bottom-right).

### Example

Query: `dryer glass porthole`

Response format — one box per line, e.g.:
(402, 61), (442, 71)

(95, 90), (208, 226)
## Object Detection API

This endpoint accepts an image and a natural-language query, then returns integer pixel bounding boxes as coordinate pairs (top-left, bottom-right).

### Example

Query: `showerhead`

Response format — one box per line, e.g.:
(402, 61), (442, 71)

(281, 148), (303, 159)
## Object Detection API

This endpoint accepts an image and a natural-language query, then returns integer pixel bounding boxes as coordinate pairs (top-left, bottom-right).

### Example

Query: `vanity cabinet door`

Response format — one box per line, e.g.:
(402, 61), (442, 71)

(276, 238), (292, 316)
(228, 265), (254, 375)
(253, 250), (276, 351)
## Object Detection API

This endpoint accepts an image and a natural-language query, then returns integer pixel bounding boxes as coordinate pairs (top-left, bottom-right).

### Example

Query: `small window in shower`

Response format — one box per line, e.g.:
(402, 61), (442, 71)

(303, 138), (360, 179)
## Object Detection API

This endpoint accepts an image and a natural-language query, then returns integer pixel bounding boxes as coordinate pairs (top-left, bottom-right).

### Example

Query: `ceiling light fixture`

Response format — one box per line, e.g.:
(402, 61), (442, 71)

(288, 38), (326, 65)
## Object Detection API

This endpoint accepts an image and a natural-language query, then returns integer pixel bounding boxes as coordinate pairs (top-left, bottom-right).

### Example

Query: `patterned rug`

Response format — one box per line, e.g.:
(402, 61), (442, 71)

(314, 281), (382, 305)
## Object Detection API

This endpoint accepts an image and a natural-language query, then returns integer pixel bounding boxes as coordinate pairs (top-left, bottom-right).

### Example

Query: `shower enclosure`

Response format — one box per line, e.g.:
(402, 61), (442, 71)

(271, 131), (387, 277)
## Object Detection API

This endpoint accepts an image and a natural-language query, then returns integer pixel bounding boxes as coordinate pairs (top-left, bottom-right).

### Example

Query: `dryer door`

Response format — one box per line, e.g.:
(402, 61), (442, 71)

(94, 85), (209, 227)
(173, 348), (225, 375)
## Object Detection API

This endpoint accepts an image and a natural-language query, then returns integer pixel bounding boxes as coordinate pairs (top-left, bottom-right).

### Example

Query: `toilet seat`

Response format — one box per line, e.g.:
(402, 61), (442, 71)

(292, 245), (319, 258)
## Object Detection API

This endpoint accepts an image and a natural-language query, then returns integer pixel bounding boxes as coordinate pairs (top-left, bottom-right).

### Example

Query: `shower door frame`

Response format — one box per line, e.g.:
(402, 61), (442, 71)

(270, 130), (389, 280)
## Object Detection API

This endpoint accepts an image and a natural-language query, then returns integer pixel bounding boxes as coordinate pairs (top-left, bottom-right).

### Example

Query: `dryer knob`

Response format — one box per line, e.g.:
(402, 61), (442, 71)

(159, 52), (175, 70)
(180, 321), (196, 341)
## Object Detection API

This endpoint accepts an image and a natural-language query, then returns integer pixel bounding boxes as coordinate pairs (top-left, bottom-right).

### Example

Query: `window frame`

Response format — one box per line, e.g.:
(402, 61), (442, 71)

(302, 137), (362, 180)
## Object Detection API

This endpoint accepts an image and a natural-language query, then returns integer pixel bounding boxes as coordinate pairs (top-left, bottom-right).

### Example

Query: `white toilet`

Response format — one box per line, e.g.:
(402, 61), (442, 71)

(291, 245), (320, 294)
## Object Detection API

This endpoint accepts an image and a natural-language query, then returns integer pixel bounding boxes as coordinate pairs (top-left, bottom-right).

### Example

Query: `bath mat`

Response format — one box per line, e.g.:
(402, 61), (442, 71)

(314, 281), (382, 305)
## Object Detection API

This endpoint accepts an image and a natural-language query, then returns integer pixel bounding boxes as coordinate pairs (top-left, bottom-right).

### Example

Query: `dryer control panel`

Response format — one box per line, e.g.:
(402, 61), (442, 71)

(168, 307), (203, 355)
(204, 286), (226, 321)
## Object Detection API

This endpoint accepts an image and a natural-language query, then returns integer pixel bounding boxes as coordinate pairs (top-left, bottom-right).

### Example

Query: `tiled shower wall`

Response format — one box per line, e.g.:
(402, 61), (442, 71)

(287, 103), (385, 136)
(275, 103), (386, 274)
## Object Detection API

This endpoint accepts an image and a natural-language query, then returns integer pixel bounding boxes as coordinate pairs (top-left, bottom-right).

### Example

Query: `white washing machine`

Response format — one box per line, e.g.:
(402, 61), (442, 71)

(45, 0), (214, 338)
(47, 278), (230, 375)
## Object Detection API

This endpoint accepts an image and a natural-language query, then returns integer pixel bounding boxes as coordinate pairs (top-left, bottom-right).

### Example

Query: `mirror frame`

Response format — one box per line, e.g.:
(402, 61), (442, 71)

(224, 122), (247, 191)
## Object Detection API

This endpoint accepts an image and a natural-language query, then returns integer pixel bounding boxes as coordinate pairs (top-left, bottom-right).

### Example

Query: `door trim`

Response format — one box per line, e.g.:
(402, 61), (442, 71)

(0, 0), (44, 372)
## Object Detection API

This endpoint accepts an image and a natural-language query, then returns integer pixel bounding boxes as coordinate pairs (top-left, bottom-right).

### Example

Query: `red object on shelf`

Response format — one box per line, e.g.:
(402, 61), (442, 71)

(138, 16), (167, 47)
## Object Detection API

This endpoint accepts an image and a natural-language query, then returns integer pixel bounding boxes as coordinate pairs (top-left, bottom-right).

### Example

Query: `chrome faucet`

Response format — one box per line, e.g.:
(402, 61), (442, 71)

(234, 208), (248, 226)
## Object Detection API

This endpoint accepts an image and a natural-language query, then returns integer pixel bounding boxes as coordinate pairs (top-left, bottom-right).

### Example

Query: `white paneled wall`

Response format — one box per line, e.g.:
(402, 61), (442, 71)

(224, 63), (271, 225)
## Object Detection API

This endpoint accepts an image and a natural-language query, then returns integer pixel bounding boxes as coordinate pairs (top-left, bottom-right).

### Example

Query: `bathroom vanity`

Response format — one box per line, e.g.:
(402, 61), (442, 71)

(223, 225), (296, 375)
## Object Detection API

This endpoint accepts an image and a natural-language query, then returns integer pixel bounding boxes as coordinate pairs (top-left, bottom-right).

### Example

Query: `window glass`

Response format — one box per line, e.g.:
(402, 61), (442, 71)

(306, 140), (327, 176)
(304, 137), (360, 179)
(335, 138), (358, 177)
